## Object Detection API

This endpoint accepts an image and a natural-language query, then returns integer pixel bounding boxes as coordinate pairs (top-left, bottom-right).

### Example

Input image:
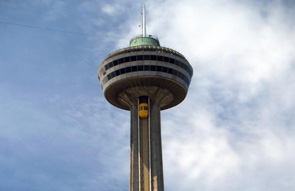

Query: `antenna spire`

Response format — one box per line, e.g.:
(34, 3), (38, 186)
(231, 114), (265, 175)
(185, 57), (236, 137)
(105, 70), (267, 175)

(142, 5), (146, 37)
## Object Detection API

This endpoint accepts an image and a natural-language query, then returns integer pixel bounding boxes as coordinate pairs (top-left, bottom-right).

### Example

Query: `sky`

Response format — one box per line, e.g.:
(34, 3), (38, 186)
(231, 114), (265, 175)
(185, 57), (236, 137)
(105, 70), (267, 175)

(0, 0), (295, 191)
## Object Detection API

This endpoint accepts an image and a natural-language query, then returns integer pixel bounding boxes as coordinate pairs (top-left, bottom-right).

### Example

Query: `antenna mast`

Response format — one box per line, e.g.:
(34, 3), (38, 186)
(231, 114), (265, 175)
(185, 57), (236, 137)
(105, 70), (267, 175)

(142, 5), (146, 37)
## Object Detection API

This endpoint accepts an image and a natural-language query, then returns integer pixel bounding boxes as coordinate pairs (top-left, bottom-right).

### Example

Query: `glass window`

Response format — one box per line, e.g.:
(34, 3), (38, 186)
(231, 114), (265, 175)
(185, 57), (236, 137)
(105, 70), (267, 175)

(169, 58), (174, 64)
(113, 60), (118, 66)
(151, 65), (156, 71)
(144, 55), (150, 60)
(124, 57), (130, 62)
(131, 66), (138, 71)
(157, 56), (163, 61)
(177, 72), (182, 78)
(118, 58), (124, 64)
(120, 68), (126, 74)
(115, 70), (120, 76)
(144, 65), (150, 71)
(163, 57), (169, 62)
(131, 56), (136, 61)
(126, 67), (131, 73)
(138, 65), (143, 71)
(105, 64), (110, 70)
(109, 62), (114, 67)
(163, 67), (168, 73)
(172, 70), (177, 75)
(137, 55), (143, 60)
(156, 66), (162, 72)
(151, 55), (157, 60)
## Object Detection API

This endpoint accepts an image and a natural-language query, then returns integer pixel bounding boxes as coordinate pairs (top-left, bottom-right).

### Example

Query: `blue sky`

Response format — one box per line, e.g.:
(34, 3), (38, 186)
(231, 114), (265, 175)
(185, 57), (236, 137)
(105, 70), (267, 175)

(1, 0), (295, 191)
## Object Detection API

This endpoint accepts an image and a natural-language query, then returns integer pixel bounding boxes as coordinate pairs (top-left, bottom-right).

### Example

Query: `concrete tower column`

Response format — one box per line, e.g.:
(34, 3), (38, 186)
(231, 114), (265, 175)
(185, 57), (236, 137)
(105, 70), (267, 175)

(130, 102), (139, 191)
(150, 100), (164, 191)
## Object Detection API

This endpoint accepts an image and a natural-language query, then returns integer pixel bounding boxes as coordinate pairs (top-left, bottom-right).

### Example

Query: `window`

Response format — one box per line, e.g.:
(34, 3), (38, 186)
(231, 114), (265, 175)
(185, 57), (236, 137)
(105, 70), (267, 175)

(118, 58), (124, 64)
(151, 55), (157, 60)
(137, 55), (143, 60)
(124, 57), (130, 62)
(151, 65), (156, 71)
(144, 55), (150, 60)
(169, 58), (175, 64)
(163, 67), (168, 73)
(172, 70), (177, 75)
(104, 65), (190, 86)
(120, 68), (126, 74)
(113, 60), (118, 66)
(131, 56), (136, 61)
(163, 57), (169, 62)
(131, 66), (138, 72)
(138, 65), (143, 71)
(126, 67), (131, 73)
(156, 66), (162, 72)
(177, 72), (182, 78)
(157, 56), (163, 61)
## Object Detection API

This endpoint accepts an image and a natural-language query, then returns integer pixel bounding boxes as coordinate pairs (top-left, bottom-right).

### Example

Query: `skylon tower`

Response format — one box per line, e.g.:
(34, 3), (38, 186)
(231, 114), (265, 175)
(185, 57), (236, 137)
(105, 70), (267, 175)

(98, 5), (193, 191)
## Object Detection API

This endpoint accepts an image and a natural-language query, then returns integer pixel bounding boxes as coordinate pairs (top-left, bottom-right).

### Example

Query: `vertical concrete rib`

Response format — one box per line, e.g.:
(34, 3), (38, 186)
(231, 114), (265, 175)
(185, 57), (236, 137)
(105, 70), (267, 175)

(130, 103), (139, 191)
(140, 116), (150, 191)
(150, 100), (164, 191)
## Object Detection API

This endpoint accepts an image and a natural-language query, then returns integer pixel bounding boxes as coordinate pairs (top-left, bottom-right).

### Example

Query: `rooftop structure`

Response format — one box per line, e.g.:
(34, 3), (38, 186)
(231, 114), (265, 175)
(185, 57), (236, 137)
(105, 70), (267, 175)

(97, 5), (193, 191)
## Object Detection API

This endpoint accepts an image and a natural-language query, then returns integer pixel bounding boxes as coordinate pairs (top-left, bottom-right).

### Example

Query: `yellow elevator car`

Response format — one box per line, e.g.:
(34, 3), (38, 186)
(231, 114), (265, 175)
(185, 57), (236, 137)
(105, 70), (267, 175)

(139, 103), (149, 119)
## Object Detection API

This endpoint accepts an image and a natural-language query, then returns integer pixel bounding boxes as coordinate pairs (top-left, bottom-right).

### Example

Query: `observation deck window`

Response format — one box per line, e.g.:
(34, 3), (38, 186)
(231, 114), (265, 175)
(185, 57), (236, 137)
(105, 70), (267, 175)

(126, 67), (131, 73)
(137, 55), (144, 60)
(131, 56), (136, 61)
(151, 65), (156, 71)
(157, 56), (163, 61)
(103, 54), (193, 77)
(151, 55), (157, 60)
(132, 66), (138, 72)
(138, 65), (144, 71)
(124, 57), (130, 62)
(102, 65), (191, 87)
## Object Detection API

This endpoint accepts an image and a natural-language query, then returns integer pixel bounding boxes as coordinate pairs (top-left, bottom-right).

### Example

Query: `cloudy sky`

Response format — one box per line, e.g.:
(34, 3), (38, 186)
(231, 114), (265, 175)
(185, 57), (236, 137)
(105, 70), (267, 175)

(1, 0), (295, 190)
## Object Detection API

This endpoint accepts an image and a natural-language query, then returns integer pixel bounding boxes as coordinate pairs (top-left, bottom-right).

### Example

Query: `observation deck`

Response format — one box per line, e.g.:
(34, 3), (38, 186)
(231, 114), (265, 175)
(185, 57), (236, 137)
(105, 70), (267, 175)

(98, 36), (193, 110)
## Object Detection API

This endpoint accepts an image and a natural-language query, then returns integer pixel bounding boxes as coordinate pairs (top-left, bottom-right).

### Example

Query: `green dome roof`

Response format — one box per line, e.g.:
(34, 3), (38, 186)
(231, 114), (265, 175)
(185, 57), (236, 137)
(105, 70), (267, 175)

(129, 36), (160, 47)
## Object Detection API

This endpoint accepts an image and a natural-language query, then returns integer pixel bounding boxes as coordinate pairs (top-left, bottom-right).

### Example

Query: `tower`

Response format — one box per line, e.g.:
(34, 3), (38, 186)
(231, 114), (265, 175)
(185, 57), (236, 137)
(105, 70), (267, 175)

(97, 5), (193, 191)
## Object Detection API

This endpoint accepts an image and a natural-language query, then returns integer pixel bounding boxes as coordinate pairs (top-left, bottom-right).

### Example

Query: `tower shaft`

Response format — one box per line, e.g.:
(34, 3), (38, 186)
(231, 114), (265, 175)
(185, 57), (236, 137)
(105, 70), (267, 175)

(128, 95), (165, 191)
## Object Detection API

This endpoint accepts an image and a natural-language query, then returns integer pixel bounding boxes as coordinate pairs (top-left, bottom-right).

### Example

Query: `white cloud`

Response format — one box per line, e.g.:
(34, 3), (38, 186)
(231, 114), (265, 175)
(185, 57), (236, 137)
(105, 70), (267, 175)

(128, 0), (295, 190)
(101, 4), (116, 15)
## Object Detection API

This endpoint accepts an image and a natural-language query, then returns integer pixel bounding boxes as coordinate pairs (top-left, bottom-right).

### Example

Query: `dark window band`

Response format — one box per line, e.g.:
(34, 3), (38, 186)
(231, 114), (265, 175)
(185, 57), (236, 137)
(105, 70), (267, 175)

(104, 55), (193, 76)
(104, 65), (190, 86)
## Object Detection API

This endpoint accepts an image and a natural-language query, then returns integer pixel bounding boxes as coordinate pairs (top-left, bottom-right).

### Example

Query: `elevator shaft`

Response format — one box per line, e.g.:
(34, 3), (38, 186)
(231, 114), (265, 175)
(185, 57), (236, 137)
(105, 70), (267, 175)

(140, 116), (150, 191)
(139, 96), (150, 191)
(129, 95), (164, 191)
